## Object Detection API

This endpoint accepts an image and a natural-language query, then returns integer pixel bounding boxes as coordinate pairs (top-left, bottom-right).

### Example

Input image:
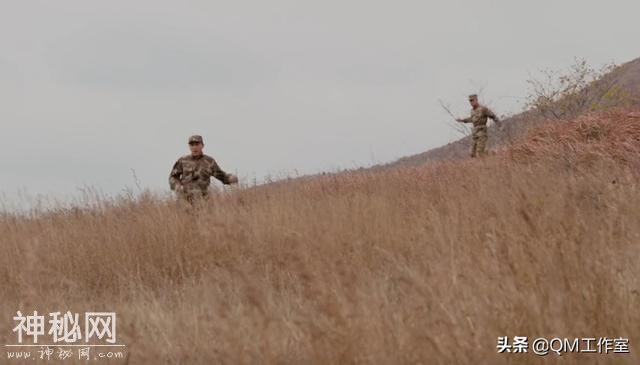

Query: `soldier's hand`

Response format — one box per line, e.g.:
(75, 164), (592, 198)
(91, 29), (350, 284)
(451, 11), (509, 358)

(455, 118), (463, 123)
(227, 174), (239, 184)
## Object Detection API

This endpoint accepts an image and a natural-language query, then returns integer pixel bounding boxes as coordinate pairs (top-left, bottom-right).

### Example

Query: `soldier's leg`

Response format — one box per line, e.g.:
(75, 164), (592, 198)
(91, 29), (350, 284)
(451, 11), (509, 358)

(470, 132), (479, 158)
(182, 190), (205, 212)
(477, 130), (488, 157)
(174, 193), (194, 213)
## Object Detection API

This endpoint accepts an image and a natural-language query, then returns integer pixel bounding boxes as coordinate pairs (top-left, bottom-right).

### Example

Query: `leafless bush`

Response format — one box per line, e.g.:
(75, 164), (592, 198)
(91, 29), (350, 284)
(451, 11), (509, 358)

(525, 58), (636, 120)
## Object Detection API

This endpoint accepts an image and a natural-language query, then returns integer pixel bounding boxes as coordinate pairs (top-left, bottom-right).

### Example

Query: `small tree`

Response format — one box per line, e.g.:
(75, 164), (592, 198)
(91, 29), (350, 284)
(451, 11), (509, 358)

(525, 58), (634, 120)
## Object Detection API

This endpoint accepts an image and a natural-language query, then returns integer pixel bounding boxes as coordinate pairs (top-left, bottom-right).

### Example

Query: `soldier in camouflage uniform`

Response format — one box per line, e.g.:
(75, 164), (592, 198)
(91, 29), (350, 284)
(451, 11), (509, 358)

(169, 135), (238, 202)
(457, 94), (501, 158)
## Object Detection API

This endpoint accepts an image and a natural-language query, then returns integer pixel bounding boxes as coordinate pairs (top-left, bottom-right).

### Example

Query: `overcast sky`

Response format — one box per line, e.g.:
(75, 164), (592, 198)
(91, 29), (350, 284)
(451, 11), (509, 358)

(1, 0), (638, 205)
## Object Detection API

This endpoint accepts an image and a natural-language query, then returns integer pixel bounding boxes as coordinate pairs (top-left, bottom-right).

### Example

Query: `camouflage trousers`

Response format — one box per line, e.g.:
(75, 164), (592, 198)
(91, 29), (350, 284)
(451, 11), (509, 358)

(177, 189), (210, 205)
(471, 126), (488, 158)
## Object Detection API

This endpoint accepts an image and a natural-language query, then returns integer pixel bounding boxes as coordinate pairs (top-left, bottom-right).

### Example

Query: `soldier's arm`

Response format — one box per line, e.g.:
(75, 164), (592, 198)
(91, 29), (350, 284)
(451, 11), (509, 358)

(485, 107), (500, 123)
(211, 160), (233, 185)
(168, 160), (183, 190)
(456, 116), (472, 123)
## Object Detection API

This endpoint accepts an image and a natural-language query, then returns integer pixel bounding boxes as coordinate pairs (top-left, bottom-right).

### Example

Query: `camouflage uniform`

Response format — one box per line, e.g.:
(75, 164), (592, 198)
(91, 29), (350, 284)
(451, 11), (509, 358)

(169, 137), (233, 201)
(460, 103), (500, 157)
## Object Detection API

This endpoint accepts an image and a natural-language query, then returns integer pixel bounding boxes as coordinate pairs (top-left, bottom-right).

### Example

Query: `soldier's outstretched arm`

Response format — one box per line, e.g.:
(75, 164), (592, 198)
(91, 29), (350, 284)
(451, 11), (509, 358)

(211, 160), (233, 185)
(456, 117), (471, 123)
(485, 107), (500, 123)
(168, 160), (183, 190)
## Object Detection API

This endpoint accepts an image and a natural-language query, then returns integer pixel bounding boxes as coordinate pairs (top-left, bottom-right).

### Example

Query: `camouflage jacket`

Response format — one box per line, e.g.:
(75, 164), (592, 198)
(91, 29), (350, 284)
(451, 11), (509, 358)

(169, 154), (232, 194)
(461, 105), (500, 128)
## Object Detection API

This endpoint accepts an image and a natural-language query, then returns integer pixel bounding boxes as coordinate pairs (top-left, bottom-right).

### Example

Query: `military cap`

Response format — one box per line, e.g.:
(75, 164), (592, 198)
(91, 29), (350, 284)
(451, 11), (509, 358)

(468, 94), (478, 100)
(188, 135), (203, 144)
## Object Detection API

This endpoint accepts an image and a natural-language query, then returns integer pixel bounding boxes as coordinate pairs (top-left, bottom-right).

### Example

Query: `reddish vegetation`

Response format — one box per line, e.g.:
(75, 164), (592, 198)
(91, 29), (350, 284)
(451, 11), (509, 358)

(508, 109), (640, 166)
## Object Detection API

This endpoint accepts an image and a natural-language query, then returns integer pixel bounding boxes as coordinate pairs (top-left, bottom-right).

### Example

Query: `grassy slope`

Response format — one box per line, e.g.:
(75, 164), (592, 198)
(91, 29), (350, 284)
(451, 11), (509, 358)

(1, 110), (639, 364)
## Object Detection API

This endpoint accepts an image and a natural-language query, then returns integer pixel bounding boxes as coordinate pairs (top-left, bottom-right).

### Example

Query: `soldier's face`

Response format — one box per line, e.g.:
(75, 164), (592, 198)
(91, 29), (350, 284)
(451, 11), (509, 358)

(469, 98), (479, 108)
(189, 142), (203, 155)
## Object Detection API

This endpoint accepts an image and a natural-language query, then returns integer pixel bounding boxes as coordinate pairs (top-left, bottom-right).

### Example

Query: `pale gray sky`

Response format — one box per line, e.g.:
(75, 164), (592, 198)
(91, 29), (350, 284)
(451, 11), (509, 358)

(1, 0), (638, 203)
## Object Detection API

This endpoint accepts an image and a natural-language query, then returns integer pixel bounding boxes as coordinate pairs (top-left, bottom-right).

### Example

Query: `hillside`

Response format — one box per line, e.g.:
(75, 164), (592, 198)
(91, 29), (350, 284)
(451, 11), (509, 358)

(1, 108), (639, 364)
(386, 57), (640, 168)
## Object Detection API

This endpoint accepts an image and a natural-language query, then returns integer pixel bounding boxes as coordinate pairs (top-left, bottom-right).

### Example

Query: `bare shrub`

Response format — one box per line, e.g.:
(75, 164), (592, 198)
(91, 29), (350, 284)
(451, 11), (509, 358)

(525, 58), (637, 120)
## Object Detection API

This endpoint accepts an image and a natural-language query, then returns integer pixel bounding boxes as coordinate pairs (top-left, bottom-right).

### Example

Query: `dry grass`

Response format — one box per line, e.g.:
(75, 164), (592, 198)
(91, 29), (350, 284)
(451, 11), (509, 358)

(1, 110), (640, 364)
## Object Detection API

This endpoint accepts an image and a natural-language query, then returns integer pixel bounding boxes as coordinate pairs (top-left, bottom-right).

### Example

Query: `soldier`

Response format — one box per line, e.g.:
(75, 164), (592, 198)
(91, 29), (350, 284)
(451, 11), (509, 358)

(456, 94), (501, 158)
(169, 135), (238, 202)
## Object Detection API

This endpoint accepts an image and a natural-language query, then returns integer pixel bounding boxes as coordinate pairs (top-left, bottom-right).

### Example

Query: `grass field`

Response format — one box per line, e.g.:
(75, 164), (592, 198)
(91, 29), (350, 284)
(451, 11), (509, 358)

(1, 109), (639, 364)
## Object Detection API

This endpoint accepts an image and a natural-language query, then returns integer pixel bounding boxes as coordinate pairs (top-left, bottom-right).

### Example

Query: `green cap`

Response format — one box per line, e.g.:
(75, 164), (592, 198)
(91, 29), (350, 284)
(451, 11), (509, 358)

(188, 135), (203, 144)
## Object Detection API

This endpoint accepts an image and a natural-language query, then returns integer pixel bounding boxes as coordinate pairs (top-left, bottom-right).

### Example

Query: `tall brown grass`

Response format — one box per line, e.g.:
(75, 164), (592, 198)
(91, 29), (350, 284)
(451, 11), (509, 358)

(1, 110), (639, 364)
